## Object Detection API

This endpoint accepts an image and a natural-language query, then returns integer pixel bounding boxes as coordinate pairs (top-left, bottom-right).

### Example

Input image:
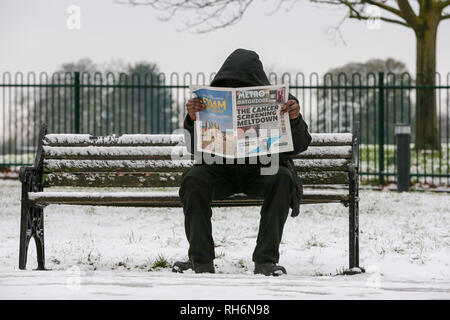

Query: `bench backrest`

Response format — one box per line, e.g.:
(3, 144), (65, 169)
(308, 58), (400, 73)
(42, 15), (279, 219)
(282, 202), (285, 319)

(34, 126), (358, 190)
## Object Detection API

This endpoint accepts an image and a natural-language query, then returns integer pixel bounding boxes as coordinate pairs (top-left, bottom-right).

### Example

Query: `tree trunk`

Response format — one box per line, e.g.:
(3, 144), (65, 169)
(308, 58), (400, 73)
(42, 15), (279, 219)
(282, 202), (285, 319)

(415, 13), (440, 150)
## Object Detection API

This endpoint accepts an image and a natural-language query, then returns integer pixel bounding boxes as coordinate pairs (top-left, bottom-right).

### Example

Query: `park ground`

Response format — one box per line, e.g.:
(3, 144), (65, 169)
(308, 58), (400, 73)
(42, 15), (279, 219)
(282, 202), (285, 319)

(0, 179), (449, 299)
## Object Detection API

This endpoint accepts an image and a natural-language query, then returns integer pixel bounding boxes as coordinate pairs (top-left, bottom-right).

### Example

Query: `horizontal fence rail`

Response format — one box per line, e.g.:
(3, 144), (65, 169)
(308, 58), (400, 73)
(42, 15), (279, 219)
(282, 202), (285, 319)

(1, 71), (449, 186)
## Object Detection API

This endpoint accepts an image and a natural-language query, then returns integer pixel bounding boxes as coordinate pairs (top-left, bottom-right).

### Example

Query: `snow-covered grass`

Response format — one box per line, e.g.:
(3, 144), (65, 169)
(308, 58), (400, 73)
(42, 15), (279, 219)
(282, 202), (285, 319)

(0, 153), (34, 166)
(0, 179), (449, 299)
(359, 143), (450, 186)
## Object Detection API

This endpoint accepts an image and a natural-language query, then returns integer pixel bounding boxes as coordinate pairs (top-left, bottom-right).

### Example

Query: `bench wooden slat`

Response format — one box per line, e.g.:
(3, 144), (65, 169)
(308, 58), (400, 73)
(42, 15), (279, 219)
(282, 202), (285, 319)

(43, 159), (194, 173)
(43, 171), (349, 188)
(28, 190), (349, 207)
(43, 172), (184, 188)
(43, 133), (353, 147)
(309, 133), (352, 146)
(42, 145), (352, 160)
(43, 134), (185, 147)
(43, 146), (189, 160)
(43, 159), (351, 173)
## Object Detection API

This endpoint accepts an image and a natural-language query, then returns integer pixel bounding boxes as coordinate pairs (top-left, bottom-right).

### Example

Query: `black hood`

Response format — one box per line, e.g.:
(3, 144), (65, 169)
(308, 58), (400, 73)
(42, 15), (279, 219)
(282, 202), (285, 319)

(210, 49), (270, 88)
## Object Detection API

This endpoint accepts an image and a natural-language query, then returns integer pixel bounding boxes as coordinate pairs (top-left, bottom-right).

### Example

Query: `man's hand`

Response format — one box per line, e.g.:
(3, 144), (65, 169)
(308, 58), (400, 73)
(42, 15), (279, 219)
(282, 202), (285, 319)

(280, 99), (300, 120)
(186, 98), (206, 121)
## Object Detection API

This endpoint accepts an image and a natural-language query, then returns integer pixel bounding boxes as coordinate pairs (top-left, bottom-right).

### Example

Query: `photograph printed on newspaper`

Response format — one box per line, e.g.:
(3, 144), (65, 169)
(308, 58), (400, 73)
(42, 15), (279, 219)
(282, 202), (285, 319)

(191, 84), (293, 158)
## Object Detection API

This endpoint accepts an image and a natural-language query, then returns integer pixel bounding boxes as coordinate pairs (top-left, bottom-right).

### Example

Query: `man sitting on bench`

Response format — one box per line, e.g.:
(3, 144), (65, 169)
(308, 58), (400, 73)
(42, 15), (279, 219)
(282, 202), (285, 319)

(172, 49), (312, 276)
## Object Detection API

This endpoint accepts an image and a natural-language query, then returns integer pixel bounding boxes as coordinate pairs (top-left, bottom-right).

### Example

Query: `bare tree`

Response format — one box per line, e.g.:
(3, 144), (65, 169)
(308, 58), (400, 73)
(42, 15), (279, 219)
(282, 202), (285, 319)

(311, 0), (450, 150)
(122, 0), (450, 149)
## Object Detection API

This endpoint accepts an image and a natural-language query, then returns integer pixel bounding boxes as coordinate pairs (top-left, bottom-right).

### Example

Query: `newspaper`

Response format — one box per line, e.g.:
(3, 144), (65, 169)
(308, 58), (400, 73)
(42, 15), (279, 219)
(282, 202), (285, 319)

(191, 84), (293, 158)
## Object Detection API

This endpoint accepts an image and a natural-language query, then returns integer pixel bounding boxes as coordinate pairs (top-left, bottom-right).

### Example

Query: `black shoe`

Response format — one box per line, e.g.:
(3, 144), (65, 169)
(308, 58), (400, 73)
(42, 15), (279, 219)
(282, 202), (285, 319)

(254, 262), (287, 276)
(172, 260), (193, 273)
(193, 261), (215, 274)
(172, 260), (215, 274)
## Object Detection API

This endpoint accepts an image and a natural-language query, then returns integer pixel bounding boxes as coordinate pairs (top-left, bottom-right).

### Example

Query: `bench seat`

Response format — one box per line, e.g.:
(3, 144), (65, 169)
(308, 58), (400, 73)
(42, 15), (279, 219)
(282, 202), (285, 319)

(28, 189), (350, 207)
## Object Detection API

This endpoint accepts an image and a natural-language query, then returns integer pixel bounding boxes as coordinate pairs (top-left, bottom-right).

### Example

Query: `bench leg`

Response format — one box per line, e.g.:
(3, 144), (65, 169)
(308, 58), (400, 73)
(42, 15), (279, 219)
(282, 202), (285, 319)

(344, 165), (364, 275)
(349, 199), (360, 269)
(343, 198), (363, 275)
(33, 207), (46, 270)
(19, 182), (47, 270)
(19, 198), (32, 270)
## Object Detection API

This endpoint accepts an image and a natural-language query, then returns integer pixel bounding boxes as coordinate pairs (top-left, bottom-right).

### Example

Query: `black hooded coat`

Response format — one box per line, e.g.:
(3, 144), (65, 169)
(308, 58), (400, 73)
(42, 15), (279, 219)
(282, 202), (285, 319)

(183, 49), (312, 217)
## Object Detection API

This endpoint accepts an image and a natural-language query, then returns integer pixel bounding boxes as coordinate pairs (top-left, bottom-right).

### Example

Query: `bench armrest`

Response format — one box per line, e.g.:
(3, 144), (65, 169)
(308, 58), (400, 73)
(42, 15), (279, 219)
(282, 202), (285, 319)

(19, 166), (36, 183)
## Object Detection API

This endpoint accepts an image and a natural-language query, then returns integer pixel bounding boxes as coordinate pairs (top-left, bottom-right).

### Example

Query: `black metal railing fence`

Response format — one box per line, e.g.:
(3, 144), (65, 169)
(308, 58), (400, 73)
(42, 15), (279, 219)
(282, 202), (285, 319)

(1, 71), (449, 186)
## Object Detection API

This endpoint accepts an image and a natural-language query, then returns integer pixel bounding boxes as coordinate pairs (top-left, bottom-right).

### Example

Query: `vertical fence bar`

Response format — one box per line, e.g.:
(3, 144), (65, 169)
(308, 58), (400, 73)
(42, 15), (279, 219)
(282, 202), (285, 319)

(14, 73), (22, 164)
(74, 72), (80, 134)
(396, 124), (411, 191)
(387, 73), (394, 181)
(378, 72), (385, 185)
(437, 73), (441, 185)
(447, 73), (450, 186)
(2, 74), (5, 164)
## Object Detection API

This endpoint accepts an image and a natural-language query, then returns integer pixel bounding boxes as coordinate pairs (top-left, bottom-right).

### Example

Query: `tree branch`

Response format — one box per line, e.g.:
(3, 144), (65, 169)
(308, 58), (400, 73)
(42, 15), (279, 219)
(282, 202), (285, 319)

(119, 0), (256, 33)
(396, 0), (419, 29)
(348, 12), (409, 27)
(337, 0), (366, 18)
(439, 1), (450, 10)
(312, 0), (410, 27)
(325, 12), (349, 45)
(362, 0), (404, 18)
(120, 0), (425, 32)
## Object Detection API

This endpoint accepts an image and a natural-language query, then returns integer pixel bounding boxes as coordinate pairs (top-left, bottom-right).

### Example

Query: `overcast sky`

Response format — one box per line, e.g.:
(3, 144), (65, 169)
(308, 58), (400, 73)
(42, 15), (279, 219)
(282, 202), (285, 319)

(1, 0), (449, 78)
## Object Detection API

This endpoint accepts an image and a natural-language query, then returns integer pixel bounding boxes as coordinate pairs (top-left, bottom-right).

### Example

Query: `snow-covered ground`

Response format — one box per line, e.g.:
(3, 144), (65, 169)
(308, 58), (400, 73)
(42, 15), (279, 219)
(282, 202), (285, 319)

(0, 179), (449, 299)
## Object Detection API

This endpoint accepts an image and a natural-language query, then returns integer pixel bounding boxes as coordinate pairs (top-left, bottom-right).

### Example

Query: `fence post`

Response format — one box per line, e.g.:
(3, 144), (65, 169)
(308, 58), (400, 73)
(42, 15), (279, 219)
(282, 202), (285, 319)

(378, 72), (385, 185)
(74, 72), (80, 134)
(395, 124), (411, 191)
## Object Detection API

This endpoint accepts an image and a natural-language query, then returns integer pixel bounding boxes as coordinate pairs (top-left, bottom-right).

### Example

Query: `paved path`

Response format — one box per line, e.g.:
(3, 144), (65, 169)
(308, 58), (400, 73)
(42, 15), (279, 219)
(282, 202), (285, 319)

(1, 270), (449, 299)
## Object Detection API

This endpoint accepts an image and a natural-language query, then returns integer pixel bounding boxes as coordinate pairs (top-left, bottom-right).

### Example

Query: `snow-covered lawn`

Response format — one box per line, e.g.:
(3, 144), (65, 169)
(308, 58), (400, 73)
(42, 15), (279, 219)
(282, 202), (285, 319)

(0, 179), (449, 299)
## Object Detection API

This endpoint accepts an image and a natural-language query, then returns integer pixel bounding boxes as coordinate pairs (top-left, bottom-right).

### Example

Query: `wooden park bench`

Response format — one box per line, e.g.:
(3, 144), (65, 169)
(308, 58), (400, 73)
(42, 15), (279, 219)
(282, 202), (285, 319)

(19, 123), (362, 274)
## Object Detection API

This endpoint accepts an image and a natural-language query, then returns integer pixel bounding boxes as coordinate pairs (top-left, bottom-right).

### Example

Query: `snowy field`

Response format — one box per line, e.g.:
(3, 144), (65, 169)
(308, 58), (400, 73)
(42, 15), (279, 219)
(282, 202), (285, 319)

(0, 179), (449, 299)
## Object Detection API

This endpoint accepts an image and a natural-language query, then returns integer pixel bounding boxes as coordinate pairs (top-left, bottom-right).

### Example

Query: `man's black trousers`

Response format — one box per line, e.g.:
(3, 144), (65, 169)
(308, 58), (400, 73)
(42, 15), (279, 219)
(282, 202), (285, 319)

(179, 164), (295, 265)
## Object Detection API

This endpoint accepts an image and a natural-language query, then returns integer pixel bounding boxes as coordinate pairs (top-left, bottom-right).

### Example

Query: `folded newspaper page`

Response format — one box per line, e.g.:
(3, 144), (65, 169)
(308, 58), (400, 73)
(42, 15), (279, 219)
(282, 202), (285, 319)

(191, 84), (293, 158)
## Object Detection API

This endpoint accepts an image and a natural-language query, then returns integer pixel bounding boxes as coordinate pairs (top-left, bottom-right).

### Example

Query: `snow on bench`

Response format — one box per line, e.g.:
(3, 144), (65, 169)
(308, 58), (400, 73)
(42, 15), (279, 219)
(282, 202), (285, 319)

(43, 133), (352, 147)
(43, 159), (196, 171)
(42, 159), (351, 172)
(42, 146), (352, 159)
(44, 134), (186, 146)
